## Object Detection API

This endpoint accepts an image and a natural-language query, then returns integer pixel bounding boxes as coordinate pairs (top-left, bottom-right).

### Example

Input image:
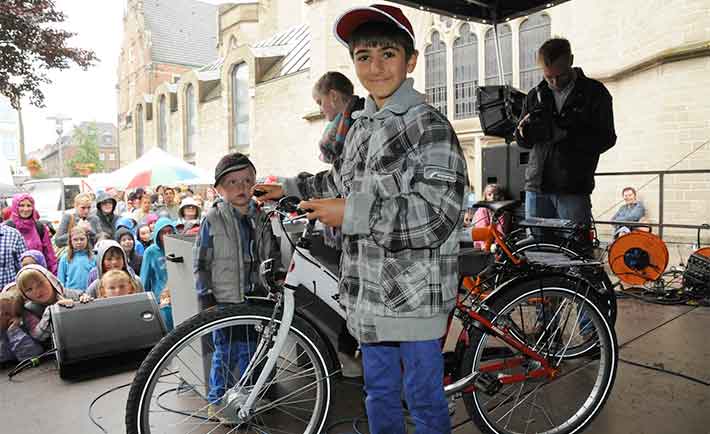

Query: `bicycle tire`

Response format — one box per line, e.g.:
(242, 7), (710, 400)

(461, 276), (618, 434)
(125, 303), (333, 434)
(499, 242), (617, 326)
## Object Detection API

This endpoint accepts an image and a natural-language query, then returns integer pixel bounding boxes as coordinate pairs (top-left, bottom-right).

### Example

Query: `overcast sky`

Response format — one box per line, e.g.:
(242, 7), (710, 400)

(23, 0), (229, 153)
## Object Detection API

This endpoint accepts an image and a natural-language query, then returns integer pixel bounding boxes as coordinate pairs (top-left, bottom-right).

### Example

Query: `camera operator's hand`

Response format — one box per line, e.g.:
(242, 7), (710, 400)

(516, 113), (531, 138)
(299, 198), (345, 227)
(252, 184), (284, 202)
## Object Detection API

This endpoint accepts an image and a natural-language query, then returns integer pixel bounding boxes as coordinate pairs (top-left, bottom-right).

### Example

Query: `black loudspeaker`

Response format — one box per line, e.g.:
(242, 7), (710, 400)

(476, 85), (526, 140)
(481, 142), (528, 204)
(50, 292), (166, 379)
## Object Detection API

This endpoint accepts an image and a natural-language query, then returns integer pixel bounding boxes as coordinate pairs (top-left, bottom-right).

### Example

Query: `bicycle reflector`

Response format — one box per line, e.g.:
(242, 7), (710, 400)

(608, 231), (669, 285)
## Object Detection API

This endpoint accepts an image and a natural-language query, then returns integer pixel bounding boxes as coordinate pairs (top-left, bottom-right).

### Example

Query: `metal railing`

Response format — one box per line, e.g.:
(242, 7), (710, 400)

(594, 168), (710, 240)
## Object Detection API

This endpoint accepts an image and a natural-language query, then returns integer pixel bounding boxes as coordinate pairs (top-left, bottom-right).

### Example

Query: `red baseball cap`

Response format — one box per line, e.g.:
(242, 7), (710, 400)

(334, 4), (415, 48)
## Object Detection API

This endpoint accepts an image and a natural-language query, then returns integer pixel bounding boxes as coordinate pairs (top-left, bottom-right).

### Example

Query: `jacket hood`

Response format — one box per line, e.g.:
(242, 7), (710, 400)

(178, 197), (202, 218)
(96, 191), (117, 207)
(20, 250), (48, 269)
(114, 227), (135, 243)
(10, 193), (40, 221)
(115, 216), (137, 232)
(16, 264), (64, 298)
(152, 217), (176, 251)
(94, 239), (130, 278)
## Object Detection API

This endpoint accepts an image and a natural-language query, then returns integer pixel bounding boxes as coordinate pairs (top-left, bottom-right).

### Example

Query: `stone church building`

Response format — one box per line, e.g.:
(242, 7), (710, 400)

(117, 0), (710, 241)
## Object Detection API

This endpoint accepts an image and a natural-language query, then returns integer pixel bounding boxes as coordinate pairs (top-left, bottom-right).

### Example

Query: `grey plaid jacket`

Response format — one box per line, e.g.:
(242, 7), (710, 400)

(296, 79), (468, 343)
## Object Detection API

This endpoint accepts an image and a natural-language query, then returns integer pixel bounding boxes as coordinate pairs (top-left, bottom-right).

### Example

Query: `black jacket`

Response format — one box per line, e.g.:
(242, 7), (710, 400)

(515, 68), (616, 195)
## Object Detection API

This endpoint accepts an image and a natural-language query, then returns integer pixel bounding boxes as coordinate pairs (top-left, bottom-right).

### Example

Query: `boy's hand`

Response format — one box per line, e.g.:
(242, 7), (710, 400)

(57, 298), (75, 308)
(79, 294), (93, 303)
(252, 184), (284, 202)
(299, 198), (345, 227)
(8, 316), (22, 330)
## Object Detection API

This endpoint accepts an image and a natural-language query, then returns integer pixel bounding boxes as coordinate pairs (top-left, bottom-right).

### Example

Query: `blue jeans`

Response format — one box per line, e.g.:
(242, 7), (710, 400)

(361, 340), (450, 434)
(525, 191), (592, 225)
(207, 326), (258, 404)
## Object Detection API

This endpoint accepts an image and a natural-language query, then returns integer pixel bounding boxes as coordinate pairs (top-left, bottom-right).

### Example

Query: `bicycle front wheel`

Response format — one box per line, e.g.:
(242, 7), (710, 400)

(461, 276), (618, 434)
(125, 303), (333, 434)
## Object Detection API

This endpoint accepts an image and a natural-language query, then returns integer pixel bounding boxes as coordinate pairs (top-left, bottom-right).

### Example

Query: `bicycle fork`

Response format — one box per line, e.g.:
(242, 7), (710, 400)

(227, 286), (297, 421)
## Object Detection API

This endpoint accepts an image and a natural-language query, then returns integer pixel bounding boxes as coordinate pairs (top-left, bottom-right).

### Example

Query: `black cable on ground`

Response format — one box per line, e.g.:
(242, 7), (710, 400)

(88, 381), (133, 434)
(7, 348), (57, 379)
(619, 358), (710, 387)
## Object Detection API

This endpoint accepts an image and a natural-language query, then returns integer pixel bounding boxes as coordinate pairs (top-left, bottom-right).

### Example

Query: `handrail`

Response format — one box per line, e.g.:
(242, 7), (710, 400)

(594, 168), (710, 240)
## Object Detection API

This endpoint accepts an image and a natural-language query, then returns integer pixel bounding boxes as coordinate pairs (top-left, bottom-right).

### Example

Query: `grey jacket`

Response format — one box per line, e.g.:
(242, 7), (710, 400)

(94, 191), (119, 238)
(54, 211), (100, 248)
(193, 199), (282, 304)
(302, 78), (468, 343)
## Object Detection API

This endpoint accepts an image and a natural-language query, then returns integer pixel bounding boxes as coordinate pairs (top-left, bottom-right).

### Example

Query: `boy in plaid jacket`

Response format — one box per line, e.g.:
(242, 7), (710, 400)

(255, 5), (467, 434)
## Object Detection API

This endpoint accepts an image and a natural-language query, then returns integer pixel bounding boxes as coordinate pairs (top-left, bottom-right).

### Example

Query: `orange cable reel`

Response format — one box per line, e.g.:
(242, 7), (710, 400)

(608, 232), (669, 286)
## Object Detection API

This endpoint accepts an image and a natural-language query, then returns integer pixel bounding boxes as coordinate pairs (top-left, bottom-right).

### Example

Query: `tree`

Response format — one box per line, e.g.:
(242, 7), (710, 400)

(0, 0), (97, 109)
(67, 123), (103, 176)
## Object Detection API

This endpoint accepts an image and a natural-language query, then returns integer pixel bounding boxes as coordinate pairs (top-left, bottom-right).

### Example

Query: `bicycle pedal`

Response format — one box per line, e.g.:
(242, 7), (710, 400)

(474, 372), (502, 396)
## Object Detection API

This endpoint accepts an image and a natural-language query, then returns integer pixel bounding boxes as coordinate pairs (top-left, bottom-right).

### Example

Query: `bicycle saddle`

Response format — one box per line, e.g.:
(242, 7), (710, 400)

(472, 200), (519, 215)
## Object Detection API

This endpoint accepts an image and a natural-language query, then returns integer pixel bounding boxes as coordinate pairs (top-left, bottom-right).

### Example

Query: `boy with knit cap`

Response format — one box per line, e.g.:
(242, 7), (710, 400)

(193, 152), (283, 418)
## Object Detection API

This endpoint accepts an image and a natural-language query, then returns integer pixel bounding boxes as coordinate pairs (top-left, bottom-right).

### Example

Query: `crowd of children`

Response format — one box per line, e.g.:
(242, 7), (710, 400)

(0, 182), (211, 368)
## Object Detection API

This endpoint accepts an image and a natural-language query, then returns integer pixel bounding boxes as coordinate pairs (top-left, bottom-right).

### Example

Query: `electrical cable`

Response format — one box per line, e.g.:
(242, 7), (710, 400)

(619, 358), (710, 387)
(7, 348), (57, 379)
(88, 381), (133, 434)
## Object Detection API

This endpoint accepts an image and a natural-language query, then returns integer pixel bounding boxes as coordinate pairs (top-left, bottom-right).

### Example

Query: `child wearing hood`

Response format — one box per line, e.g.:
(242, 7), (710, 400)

(115, 216), (145, 255)
(136, 223), (153, 250)
(140, 217), (176, 331)
(20, 250), (47, 268)
(85, 239), (143, 297)
(15, 265), (90, 343)
(5, 194), (58, 274)
(95, 191), (119, 239)
(115, 226), (143, 273)
(177, 197), (201, 236)
(0, 284), (44, 366)
(57, 226), (96, 292)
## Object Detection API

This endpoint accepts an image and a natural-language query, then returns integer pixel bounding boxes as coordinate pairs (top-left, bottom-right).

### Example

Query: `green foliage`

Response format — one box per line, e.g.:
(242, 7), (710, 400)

(67, 123), (103, 176)
(0, 0), (97, 108)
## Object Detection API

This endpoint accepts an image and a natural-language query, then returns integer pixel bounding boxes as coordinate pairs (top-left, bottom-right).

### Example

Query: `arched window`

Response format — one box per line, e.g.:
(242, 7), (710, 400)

(185, 84), (197, 155)
(484, 25), (512, 85)
(453, 24), (478, 119)
(231, 62), (249, 150)
(425, 31), (447, 115)
(519, 13), (551, 92)
(135, 104), (144, 157)
(158, 94), (167, 150)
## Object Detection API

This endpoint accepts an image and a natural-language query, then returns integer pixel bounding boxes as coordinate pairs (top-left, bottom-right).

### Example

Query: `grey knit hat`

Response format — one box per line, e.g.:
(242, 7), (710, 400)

(214, 152), (256, 187)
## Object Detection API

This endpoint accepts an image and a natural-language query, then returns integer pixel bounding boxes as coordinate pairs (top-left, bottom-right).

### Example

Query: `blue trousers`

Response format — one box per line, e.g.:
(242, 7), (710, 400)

(207, 327), (258, 404)
(525, 191), (592, 225)
(361, 340), (451, 434)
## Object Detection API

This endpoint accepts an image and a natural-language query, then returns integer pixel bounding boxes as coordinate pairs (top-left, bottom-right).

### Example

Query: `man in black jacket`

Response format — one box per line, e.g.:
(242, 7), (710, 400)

(515, 38), (616, 225)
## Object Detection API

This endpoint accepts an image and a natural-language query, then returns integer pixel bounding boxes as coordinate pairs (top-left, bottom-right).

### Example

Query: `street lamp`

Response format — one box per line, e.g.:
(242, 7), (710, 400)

(46, 114), (71, 178)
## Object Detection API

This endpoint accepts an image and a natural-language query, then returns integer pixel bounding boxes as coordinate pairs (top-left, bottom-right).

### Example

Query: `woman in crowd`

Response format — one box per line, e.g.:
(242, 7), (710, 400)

(4, 193), (57, 274)
(177, 197), (201, 235)
(54, 193), (99, 248)
(95, 191), (119, 239)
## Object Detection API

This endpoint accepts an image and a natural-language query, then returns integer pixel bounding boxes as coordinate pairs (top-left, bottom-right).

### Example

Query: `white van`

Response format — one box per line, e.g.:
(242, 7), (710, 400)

(21, 178), (92, 228)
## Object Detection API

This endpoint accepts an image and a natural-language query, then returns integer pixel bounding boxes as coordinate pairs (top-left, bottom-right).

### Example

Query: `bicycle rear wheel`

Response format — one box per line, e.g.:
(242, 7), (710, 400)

(125, 303), (333, 434)
(461, 276), (617, 434)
